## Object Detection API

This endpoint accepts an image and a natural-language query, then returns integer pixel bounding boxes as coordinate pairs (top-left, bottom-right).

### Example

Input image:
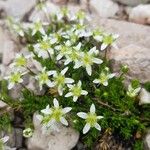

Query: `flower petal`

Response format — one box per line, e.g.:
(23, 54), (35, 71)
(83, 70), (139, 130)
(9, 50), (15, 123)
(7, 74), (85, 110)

(81, 90), (88, 95)
(101, 43), (107, 51)
(53, 98), (59, 108)
(65, 78), (74, 84)
(90, 104), (95, 113)
(8, 82), (15, 89)
(65, 92), (73, 97)
(61, 67), (68, 75)
(94, 123), (101, 131)
(56, 54), (63, 60)
(97, 116), (104, 120)
(73, 96), (78, 102)
(83, 123), (91, 134)
(86, 65), (92, 76)
(77, 112), (87, 119)
(62, 107), (72, 114)
(93, 79), (100, 84)
(103, 81), (108, 86)
(60, 117), (68, 126)
(93, 58), (103, 64)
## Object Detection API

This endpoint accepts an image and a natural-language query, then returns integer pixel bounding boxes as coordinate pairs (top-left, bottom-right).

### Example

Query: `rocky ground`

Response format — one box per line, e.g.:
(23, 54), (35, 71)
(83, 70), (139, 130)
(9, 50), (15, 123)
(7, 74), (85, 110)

(0, 0), (150, 150)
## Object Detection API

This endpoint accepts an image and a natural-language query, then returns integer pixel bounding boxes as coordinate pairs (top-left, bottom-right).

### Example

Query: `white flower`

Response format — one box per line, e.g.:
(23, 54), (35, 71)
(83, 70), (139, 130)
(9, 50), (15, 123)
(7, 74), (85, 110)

(77, 47), (103, 76)
(93, 67), (116, 86)
(23, 128), (33, 138)
(12, 24), (24, 37)
(0, 136), (9, 150)
(35, 67), (54, 90)
(10, 53), (32, 69)
(55, 40), (72, 61)
(4, 72), (25, 89)
(38, 98), (72, 132)
(69, 10), (85, 25)
(127, 84), (141, 98)
(34, 35), (55, 59)
(31, 19), (45, 35)
(49, 67), (74, 95)
(77, 104), (103, 134)
(64, 42), (82, 67)
(65, 80), (88, 102)
(101, 34), (119, 51)
(93, 29), (104, 42)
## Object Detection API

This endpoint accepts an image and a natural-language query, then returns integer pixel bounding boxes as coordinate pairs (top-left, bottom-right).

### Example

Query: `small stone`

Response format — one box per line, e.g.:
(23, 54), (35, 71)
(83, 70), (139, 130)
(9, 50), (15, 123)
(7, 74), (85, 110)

(112, 0), (150, 6)
(27, 113), (79, 150)
(1, 0), (37, 19)
(129, 4), (150, 25)
(139, 88), (150, 105)
(108, 44), (150, 83)
(14, 128), (23, 148)
(90, 0), (119, 18)
(29, 2), (60, 22)
(144, 130), (150, 150)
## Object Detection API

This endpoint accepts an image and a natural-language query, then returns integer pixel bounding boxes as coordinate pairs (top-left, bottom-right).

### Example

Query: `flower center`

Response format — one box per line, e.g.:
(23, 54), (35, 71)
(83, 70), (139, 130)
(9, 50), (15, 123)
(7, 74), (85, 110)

(103, 36), (113, 44)
(16, 56), (27, 66)
(83, 54), (93, 65)
(40, 41), (50, 50)
(52, 108), (63, 121)
(39, 73), (48, 82)
(100, 73), (109, 83)
(55, 74), (65, 85)
(35, 22), (42, 30)
(72, 86), (81, 96)
(10, 73), (21, 83)
(86, 113), (97, 127)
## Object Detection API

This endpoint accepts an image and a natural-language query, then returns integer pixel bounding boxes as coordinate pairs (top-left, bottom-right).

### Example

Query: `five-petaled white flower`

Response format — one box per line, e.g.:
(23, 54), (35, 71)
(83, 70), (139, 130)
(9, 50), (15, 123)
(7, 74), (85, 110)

(10, 53), (32, 69)
(31, 19), (45, 35)
(93, 67), (116, 86)
(64, 42), (82, 68)
(77, 47), (103, 76)
(4, 72), (25, 89)
(0, 136), (9, 150)
(101, 34), (119, 51)
(55, 40), (72, 61)
(65, 80), (88, 102)
(77, 104), (103, 134)
(23, 128), (33, 138)
(34, 35), (55, 59)
(49, 67), (74, 95)
(37, 98), (72, 132)
(35, 67), (54, 90)
(12, 24), (24, 37)
(93, 29), (104, 42)
(127, 84), (141, 98)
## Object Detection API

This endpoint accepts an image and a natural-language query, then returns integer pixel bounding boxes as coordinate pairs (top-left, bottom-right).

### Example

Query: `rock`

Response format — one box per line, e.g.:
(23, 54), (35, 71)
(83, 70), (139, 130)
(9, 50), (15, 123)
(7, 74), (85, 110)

(144, 130), (150, 150)
(0, 27), (19, 66)
(1, 0), (37, 19)
(90, 18), (150, 49)
(52, 0), (68, 4)
(27, 113), (79, 150)
(0, 100), (12, 116)
(14, 128), (23, 148)
(29, 1), (60, 22)
(0, 100), (8, 108)
(112, 0), (150, 6)
(129, 4), (150, 25)
(90, 0), (119, 18)
(108, 44), (150, 83)
(139, 88), (150, 105)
